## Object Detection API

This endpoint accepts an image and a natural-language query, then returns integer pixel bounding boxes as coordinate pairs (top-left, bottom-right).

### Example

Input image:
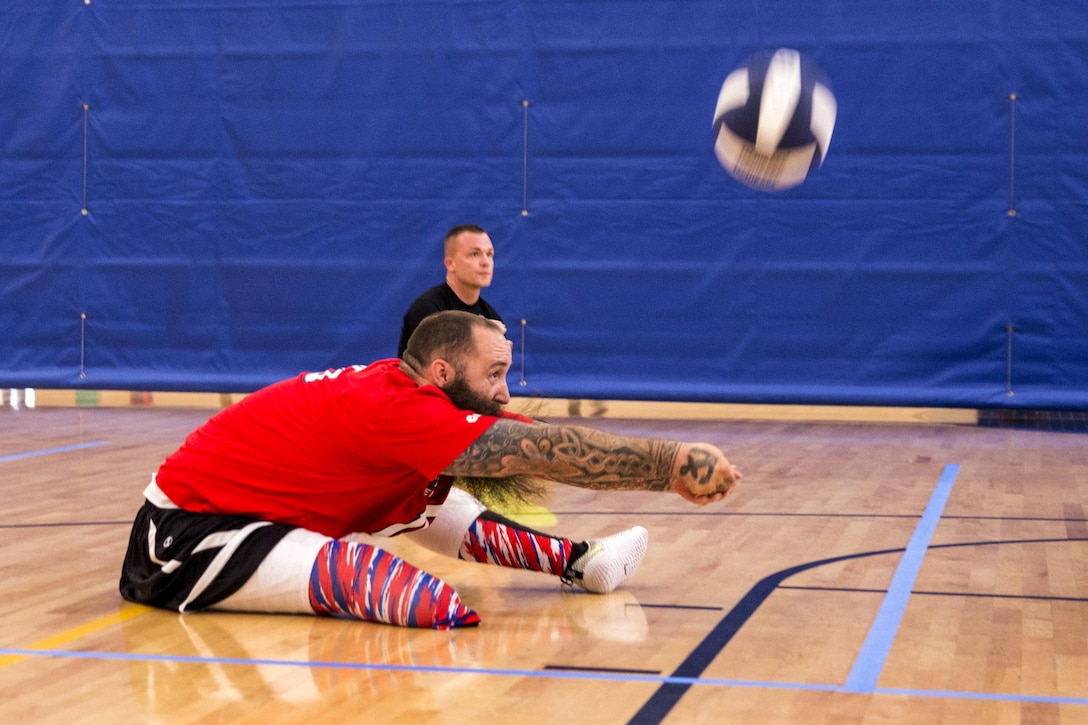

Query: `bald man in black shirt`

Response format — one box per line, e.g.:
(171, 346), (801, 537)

(398, 224), (505, 358)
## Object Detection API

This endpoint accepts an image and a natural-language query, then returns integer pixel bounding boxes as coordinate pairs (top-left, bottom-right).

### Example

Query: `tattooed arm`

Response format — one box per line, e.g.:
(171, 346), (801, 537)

(444, 419), (741, 505)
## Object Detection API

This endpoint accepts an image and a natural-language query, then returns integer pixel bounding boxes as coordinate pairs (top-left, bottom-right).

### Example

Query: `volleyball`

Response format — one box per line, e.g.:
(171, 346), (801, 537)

(712, 48), (837, 191)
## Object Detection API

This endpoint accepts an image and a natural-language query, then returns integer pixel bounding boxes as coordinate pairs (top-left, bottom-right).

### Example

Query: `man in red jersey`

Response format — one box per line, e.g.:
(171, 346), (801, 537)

(120, 311), (741, 629)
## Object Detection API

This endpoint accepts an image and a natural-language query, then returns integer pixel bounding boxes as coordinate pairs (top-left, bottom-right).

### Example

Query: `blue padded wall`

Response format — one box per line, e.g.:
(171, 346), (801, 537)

(1, 1), (1086, 408)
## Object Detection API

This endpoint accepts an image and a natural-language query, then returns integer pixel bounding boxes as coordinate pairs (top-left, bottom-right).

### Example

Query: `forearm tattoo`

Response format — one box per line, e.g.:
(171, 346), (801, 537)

(447, 420), (681, 491)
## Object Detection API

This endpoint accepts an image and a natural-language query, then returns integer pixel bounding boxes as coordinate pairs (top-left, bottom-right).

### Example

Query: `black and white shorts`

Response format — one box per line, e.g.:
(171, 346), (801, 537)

(120, 500), (300, 613)
(120, 482), (489, 615)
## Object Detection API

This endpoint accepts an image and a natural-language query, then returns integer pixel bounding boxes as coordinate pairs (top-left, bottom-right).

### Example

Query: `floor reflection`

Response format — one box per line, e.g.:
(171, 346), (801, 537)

(119, 588), (648, 714)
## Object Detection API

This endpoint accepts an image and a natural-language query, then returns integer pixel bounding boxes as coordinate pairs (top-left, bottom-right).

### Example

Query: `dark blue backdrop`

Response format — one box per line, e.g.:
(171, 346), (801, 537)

(2, 1), (1086, 408)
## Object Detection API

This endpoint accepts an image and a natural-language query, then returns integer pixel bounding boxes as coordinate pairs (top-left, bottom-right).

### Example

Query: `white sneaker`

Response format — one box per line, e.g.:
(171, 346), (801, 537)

(562, 526), (648, 594)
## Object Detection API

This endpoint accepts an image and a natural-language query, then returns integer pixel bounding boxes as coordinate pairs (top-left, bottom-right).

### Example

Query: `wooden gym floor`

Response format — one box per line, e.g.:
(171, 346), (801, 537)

(1, 396), (1086, 724)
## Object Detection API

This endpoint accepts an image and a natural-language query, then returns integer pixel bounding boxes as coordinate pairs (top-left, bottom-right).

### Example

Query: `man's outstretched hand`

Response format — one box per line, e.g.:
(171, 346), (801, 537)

(670, 443), (741, 505)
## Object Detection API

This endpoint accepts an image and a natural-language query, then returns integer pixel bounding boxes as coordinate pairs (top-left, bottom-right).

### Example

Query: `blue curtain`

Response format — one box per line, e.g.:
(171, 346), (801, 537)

(2, 1), (1086, 408)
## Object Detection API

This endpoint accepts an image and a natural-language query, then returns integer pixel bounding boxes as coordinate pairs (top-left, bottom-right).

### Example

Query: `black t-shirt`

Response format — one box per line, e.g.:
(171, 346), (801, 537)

(397, 282), (504, 357)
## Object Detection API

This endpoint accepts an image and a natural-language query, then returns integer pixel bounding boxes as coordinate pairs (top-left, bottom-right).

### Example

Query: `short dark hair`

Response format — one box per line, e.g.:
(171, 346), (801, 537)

(403, 310), (495, 370)
(444, 224), (487, 256)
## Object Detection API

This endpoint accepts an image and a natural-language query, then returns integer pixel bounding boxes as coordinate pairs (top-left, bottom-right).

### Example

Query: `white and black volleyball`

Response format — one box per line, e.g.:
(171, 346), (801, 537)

(713, 48), (837, 191)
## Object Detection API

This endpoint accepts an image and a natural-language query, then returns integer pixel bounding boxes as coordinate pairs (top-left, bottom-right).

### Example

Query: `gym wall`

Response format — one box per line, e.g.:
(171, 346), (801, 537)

(2, 1), (1086, 408)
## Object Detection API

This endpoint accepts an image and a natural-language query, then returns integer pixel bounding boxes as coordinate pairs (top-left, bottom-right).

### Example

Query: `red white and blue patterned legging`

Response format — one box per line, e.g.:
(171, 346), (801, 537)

(308, 512), (573, 629)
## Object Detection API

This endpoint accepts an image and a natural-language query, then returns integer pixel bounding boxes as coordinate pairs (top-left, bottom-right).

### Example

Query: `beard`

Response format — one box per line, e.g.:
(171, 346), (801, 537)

(440, 376), (503, 417)
(440, 376), (547, 508)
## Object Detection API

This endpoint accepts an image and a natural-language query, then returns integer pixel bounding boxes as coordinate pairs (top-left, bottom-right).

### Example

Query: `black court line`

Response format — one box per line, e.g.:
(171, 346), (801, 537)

(554, 510), (923, 519)
(0, 521), (131, 529)
(553, 510), (1088, 523)
(943, 514), (1088, 524)
(628, 546), (903, 724)
(627, 536), (1088, 725)
(544, 664), (662, 675)
(780, 584), (1088, 604)
(6, 513), (1082, 530)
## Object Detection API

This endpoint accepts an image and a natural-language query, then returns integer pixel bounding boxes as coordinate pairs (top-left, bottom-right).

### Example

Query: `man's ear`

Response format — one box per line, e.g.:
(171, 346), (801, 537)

(429, 358), (455, 386)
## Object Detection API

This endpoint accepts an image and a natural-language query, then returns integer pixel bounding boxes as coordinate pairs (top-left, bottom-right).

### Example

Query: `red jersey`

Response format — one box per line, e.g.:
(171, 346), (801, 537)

(154, 359), (519, 539)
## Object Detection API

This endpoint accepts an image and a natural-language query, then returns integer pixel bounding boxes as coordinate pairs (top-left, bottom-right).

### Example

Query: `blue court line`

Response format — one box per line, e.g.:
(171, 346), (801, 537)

(629, 546), (906, 723)
(844, 463), (959, 692)
(0, 441), (109, 463)
(627, 464), (964, 724)
(3, 646), (1086, 707)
